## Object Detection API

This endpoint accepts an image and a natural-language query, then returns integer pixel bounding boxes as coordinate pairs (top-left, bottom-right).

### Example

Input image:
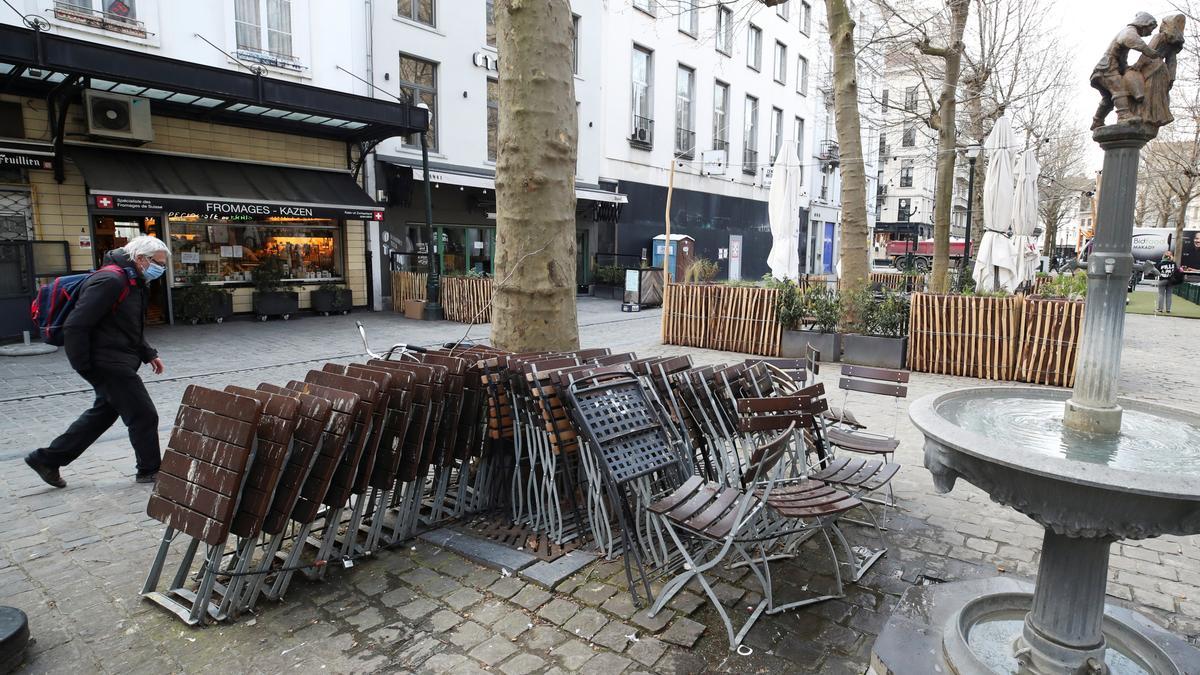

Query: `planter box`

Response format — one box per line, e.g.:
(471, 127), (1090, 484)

(592, 284), (623, 300)
(404, 299), (426, 320)
(211, 293), (233, 323)
(781, 330), (841, 362)
(842, 334), (907, 369)
(311, 288), (353, 315)
(253, 291), (299, 321)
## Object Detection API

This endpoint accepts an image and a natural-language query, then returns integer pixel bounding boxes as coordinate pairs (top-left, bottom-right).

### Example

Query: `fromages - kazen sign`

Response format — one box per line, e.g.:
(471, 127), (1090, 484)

(203, 202), (315, 217)
(92, 192), (381, 220)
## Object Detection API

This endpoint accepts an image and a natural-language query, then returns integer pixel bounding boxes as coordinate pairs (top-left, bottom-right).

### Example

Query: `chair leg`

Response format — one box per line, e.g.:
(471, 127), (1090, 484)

(658, 524), (764, 649)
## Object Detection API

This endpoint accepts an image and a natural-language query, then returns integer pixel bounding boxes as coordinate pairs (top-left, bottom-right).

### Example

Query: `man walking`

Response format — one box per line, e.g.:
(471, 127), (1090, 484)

(25, 236), (169, 487)
(1156, 250), (1179, 314)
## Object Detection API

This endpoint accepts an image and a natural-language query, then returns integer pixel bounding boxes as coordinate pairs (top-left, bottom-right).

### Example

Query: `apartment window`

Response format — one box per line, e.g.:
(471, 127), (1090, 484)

(631, 46), (654, 147)
(572, 15), (580, 74)
(881, 89), (889, 112)
(675, 65), (696, 157)
(902, 124), (916, 147)
(774, 42), (788, 85)
(487, 79), (499, 162)
(905, 86), (918, 112)
(235, 0), (293, 58)
(800, 1), (811, 35)
(879, 133), (887, 158)
(900, 160), (914, 188)
(633, 0), (655, 16)
(743, 95), (759, 174)
(713, 80), (729, 152)
(678, 0), (698, 36)
(797, 55), (809, 95)
(747, 25), (762, 71)
(399, 55), (438, 150)
(898, 198), (912, 222)
(398, 0), (434, 27)
(486, 0), (495, 47)
(770, 107), (783, 162)
(715, 6), (733, 55)
(794, 116), (805, 181)
(776, 0), (789, 20)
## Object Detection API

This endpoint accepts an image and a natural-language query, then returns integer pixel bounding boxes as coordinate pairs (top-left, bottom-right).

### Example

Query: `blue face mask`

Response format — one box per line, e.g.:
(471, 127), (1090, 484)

(143, 261), (166, 282)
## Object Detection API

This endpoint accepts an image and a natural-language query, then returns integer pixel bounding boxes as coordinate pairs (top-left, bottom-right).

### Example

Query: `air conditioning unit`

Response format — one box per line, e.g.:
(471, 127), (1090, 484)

(85, 90), (154, 143)
(634, 126), (650, 143)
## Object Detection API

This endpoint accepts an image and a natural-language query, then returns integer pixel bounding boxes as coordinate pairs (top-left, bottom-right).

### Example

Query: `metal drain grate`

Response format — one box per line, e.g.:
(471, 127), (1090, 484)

(454, 512), (585, 562)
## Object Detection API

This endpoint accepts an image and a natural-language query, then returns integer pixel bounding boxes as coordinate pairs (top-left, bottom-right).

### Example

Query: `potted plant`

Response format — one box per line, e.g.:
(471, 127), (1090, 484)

(174, 275), (233, 325)
(841, 288), (910, 368)
(251, 254), (299, 321)
(681, 257), (720, 283)
(310, 281), (353, 316)
(776, 280), (842, 360)
(592, 264), (626, 300)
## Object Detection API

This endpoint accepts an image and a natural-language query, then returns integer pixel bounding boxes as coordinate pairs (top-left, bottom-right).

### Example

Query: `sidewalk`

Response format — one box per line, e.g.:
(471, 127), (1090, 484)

(1, 301), (1197, 673)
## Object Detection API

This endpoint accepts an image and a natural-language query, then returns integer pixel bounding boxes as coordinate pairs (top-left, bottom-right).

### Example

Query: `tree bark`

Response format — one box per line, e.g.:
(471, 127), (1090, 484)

(491, 0), (579, 352)
(927, 0), (970, 293)
(825, 0), (870, 296)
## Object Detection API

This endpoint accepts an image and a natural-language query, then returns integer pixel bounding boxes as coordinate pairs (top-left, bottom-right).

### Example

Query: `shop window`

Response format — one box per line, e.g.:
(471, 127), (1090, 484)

(398, 0), (435, 27)
(168, 216), (343, 285)
(487, 79), (499, 162)
(235, 0), (298, 69)
(400, 54), (439, 151)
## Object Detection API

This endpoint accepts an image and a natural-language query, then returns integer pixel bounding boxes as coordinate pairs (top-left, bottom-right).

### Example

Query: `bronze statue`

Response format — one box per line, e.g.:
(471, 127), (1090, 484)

(1091, 12), (1187, 131)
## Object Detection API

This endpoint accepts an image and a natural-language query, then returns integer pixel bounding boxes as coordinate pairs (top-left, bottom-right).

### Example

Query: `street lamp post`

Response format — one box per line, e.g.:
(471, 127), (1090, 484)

(417, 103), (443, 321)
(960, 145), (982, 286)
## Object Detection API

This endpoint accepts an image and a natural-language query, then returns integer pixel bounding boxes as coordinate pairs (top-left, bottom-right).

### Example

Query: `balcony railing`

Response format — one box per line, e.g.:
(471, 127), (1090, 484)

(712, 138), (729, 153)
(819, 140), (841, 162)
(53, 1), (147, 38)
(234, 46), (306, 72)
(630, 115), (654, 149)
(743, 148), (758, 175)
(674, 128), (695, 159)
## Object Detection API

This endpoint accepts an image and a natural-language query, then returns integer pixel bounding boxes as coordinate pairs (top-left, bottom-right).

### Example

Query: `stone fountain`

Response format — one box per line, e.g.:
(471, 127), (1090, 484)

(872, 13), (1200, 675)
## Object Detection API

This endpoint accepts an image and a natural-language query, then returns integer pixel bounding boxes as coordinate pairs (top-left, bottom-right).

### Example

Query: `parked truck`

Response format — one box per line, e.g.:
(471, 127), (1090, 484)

(886, 238), (968, 272)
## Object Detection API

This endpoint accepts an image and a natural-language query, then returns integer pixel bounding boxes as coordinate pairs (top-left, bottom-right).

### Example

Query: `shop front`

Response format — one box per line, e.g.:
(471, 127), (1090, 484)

(69, 146), (383, 321)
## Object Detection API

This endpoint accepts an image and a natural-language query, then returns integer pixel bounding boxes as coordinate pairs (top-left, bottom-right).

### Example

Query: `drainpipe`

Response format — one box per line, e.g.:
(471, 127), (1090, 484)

(363, 0), (385, 310)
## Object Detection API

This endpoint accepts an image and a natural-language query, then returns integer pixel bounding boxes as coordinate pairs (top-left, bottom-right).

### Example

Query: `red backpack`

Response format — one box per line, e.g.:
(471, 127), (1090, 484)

(31, 265), (137, 346)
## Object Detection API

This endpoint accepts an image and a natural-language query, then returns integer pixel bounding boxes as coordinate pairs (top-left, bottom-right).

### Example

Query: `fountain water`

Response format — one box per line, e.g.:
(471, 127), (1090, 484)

(873, 13), (1200, 675)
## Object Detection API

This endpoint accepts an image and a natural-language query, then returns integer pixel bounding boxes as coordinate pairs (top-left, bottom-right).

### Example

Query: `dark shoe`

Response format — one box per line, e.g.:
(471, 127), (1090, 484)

(25, 454), (66, 489)
(135, 472), (158, 484)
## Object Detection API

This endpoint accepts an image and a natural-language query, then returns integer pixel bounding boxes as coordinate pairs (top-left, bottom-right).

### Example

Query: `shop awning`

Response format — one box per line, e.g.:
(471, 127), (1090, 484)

(69, 146), (383, 220)
(410, 166), (628, 204)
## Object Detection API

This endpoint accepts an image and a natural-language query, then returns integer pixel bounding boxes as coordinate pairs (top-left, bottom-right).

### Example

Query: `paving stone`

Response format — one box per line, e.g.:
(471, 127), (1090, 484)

(564, 607), (609, 641)
(401, 566), (464, 598)
(465, 567), (503, 590)
(712, 581), (745, 605)
(573, 582), (619, 606)
(448, 621), (491, 649)
(398, 597), (439, 621)
(495, 610), (535, 639)
(551, 638), (598, 671)
(422, 527), (539, 573)
(469, 598), (512, 626)
(601, 593), (638, 620)
(469, 634), (519, 666)
(500, 652), (548, 675)
(419, 653), (470, 674)
(445, 586), (484, 611)
(512, 585), (553, 611)
(630, 608), (675, 634)
(524, 625), (571, 651)
(667, 591), (705, 615)
(659, 617), (705, 647)
(428, 609), (463, 633)
(521, 550), (598, 590)
(579, 651), (633, 675)
(537, 598), (582, 626)
(490, 576), (527, 599)
(344, 606), (386, 632)
(591, 621), (636, 652)
(625, 637), (669, 667)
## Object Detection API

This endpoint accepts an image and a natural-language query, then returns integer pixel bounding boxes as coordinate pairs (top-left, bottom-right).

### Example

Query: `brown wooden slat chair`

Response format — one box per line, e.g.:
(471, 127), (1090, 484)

(141, 386), (263, 626)
(366, 359), (437, 544)
(824, 365), (910, 469)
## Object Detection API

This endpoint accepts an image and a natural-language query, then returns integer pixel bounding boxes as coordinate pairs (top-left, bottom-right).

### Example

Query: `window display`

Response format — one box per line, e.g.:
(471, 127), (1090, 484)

(168, 215), (343, 285)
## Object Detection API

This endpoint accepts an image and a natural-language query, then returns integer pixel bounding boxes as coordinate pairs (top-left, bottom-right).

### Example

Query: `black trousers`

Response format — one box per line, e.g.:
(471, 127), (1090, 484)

(33, 368), (161, 474)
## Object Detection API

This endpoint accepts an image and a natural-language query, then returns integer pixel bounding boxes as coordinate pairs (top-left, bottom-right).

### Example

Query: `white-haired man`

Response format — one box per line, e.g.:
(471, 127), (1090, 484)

(25, 236), (169, 487)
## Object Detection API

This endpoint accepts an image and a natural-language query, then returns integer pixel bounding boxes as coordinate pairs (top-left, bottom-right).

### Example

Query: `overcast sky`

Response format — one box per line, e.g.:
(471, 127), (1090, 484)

(1056, 0), (1183, 171)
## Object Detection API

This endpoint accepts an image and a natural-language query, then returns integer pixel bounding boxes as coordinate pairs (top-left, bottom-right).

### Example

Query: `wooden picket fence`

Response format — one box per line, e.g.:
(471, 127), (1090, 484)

(392, 271), (427, 311)
(442, 276), (493, 324)
(662, 283), (781, 357)
(908, 293), (1085, 387)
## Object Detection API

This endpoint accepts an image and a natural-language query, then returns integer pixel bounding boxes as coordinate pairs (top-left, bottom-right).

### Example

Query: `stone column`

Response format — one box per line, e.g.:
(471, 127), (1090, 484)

(1064, 123), (1157, 434)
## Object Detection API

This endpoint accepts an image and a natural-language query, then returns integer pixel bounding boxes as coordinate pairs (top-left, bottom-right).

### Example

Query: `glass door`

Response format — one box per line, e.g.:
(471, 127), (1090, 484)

(576, 230), (589, 291)
(94, 214), (168, 324)
(436, 226), (494, 276)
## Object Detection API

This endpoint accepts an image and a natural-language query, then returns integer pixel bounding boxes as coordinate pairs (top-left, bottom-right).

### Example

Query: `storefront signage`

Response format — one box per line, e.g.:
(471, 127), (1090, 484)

(91, 193), (383, 221)
(78, 236), (92, 250)
(0, 149), (53, 171)
(471, 51), (499, 72)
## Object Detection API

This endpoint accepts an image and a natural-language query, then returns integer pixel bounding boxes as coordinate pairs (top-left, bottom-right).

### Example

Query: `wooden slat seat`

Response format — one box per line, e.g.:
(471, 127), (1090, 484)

(648, 479), (759, 540)
(825, 427), (900, 455)
(223, 386), (302, 540)
(811, 456), (900, 492)
(756, 479), (862, 519)
(255, 387), (332, 536)
(367, 360), (436, 483)
(146, 386), (262, 546)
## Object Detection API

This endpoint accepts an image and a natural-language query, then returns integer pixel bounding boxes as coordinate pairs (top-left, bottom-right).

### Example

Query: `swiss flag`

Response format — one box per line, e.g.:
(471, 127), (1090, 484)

(373, 211), (384, 221)
(94, 195), (114, 209)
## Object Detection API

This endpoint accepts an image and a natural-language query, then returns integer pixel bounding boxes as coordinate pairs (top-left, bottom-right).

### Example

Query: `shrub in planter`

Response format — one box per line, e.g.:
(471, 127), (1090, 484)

(174, 277), (232, 325)
(774, 279), (842, 360)
(592, 264), (625, 299)
(841, 288), (909, 368)
(310, 283), (353, 316)
(252, 254), (300, 321)
(682, 257), (719, 283)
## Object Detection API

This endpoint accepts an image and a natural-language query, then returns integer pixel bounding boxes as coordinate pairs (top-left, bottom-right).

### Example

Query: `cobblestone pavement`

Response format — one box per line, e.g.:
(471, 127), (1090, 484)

(1, 299), (1198, 673)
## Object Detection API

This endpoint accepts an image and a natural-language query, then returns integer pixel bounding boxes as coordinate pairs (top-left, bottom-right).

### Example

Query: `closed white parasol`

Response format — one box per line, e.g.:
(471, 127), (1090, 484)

(1009, 149), (1042, 289)
(767, 139), (802, 280)
(973, 115), (1016, 292)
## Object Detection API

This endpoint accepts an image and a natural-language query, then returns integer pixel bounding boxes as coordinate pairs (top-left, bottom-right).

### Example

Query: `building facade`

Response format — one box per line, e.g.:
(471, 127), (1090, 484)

(1, 0), (423, 336)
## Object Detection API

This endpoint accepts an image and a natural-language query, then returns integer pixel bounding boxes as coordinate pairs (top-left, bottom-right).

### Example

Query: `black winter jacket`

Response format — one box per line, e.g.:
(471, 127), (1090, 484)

(64, 249), (158, 374)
